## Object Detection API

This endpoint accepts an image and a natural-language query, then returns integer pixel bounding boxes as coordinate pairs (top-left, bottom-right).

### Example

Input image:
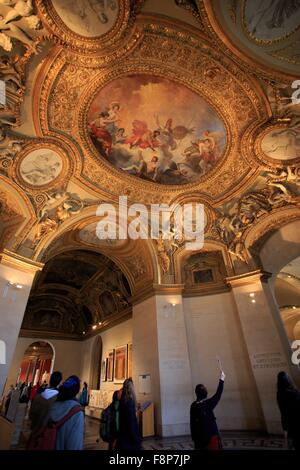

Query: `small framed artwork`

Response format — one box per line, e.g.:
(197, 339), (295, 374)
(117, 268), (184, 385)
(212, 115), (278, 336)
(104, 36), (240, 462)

(114, 345), (127, 383)
(101, 359), (106, 382)
(127, 343), (132, 379)
(193, 268), (214, 284)
(107, 350), (114, 382)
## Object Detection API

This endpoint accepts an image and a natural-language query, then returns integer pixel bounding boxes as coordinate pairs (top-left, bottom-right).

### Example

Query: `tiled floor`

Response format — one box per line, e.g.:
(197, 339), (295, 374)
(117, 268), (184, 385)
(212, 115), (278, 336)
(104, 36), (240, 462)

(13, 413), (285, 450)
(84, 417), (285, 450)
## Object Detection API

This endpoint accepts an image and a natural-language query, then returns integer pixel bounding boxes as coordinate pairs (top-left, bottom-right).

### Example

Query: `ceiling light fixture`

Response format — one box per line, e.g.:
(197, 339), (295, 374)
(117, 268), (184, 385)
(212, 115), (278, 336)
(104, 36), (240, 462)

(251, 299), (256, 304)
(249, 293), (255, 298)
(92, 325), (97, 330)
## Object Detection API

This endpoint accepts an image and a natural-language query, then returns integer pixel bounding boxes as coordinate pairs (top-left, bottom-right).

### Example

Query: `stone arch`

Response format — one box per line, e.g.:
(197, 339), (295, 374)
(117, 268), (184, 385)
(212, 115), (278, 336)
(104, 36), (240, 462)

(32, 211), (160, 294)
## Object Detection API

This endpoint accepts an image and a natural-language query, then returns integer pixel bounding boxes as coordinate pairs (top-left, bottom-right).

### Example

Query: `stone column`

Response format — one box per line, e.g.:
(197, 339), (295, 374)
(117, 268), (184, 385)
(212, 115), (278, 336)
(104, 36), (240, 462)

(0, 250), (43, 395)
(132, 285), (193, 437)
(227, 270), (297, 434)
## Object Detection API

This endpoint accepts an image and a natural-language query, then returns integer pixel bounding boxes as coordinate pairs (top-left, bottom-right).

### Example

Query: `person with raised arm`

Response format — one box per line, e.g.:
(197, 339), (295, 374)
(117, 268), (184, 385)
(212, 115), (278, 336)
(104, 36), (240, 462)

(190, 361), (225, 450)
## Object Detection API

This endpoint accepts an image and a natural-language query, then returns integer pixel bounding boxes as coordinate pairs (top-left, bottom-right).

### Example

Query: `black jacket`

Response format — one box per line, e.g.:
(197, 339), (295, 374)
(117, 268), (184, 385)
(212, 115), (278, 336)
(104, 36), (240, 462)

(117, 393), (141, 450)
(277, 387), (300, 438)
(190, 379), (224, 446)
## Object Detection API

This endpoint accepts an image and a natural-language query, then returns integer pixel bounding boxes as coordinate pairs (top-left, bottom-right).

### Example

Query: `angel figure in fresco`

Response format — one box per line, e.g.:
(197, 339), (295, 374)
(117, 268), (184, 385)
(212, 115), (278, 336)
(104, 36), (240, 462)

(197, 133), (216, 173)
(183, 131), (221, 175)
(125, 120), (160, 151)
(89, 111), (113, 156)
(154, 116), (177, 151)
(102, 102), (121, 142)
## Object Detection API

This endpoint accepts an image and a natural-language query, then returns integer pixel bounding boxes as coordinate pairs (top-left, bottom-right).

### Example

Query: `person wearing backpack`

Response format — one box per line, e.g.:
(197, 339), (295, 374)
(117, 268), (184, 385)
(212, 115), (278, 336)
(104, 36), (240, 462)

(29, 371), (62, 437)
(190, 369), (226, 450)
(48, 375), (84, 450)
(99, 389), (122, 449)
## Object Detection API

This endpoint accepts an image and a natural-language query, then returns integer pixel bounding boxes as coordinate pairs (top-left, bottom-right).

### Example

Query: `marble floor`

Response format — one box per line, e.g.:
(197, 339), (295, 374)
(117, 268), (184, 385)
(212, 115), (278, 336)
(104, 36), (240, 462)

(13, 414), (285, 450)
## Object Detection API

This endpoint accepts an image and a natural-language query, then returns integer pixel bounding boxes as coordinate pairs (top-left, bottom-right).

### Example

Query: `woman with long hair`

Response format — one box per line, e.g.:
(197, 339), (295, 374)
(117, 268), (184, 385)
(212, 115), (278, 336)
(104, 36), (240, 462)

(277, 371), (300, 450)
(116, 378), (141, 450)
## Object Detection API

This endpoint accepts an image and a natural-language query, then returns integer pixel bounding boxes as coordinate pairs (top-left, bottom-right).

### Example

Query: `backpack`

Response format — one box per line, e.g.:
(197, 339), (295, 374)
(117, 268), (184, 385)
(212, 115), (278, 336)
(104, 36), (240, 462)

(27, 405), (83, 450)
(99, 403), (117, 443)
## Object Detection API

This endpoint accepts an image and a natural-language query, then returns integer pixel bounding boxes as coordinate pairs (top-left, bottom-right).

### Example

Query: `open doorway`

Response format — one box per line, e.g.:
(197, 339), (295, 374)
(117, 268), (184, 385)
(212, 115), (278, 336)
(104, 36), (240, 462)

(18, 341), (54, 387)
(274, 256), (300, 343)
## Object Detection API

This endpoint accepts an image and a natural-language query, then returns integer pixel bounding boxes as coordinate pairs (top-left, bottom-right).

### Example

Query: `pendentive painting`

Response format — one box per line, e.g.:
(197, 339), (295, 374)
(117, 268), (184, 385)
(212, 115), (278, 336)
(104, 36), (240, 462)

(87, 75), (227, 185)
(244, 0), (300, 41)
(51, 0), (119, 37)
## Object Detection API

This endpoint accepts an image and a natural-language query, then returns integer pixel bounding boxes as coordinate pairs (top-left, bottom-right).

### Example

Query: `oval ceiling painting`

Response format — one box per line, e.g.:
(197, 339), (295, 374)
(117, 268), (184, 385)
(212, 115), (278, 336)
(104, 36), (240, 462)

(51, 0), (119, 37)
(87, 75), (227, 185)
(244, 0), (300, 41)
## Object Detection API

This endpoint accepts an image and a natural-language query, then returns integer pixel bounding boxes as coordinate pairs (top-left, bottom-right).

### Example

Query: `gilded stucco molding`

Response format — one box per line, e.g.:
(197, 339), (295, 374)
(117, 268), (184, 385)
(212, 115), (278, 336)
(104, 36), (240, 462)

(0, 249), (44, 274)
(34, 18), (268, 207)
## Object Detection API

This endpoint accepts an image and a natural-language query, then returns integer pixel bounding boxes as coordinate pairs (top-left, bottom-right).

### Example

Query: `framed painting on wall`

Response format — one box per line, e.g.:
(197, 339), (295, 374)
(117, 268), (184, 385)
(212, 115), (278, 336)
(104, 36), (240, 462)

(127, 343), (132, 379)
(114, 345), (127, 383)
(107, 350), (114, 382)
(101, 359), (106, 382)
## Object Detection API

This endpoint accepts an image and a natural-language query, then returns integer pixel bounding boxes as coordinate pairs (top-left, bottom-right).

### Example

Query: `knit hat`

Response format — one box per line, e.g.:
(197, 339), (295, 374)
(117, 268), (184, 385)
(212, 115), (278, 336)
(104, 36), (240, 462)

(57, 375), (80, 401)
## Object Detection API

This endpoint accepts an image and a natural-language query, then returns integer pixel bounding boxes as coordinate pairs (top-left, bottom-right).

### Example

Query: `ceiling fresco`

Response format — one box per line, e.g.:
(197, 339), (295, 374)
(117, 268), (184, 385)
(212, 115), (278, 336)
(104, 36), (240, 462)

(21, 249), (132, 338)
(87, 74), (227, 185)
(208, 0), (300, 74)
(0, 0), (299, 338)
(243, 0), (300, 42)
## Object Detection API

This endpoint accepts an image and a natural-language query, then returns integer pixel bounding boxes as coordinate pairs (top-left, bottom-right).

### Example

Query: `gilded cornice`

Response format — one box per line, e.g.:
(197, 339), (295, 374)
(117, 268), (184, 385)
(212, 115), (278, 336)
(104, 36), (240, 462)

(226, 269), (272, 287)
(0, 249), (44, 274)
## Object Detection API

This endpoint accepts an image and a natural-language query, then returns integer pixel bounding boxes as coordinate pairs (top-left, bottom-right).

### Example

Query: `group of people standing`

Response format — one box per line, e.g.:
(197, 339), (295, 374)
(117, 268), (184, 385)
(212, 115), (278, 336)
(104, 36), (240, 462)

(3, 367), (300, 451)
(26, 373), (140, 451)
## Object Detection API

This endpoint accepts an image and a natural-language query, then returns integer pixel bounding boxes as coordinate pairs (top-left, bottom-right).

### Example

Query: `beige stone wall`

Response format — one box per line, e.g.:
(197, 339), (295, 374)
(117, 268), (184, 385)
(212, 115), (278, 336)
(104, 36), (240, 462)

(183, 292), (265, 430)
(80, 319), (133, 394)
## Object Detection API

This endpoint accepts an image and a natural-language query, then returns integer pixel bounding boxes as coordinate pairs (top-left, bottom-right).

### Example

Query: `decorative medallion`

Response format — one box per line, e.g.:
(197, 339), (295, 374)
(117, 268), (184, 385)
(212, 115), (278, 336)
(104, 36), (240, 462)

(36, 0), (131, 51)
(261, 126), (300, 161)
(51, 0), (119, 37)
(14, 144), (69, 190)
(19, 148), (63, 186)
(254, 124), (300, 165)
(87, 74), (227, 186)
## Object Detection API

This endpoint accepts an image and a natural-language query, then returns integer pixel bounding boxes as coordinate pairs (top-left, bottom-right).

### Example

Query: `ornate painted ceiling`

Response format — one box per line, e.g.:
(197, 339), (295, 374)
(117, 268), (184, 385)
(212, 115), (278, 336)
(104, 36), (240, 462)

(0, 0), (299, 338)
